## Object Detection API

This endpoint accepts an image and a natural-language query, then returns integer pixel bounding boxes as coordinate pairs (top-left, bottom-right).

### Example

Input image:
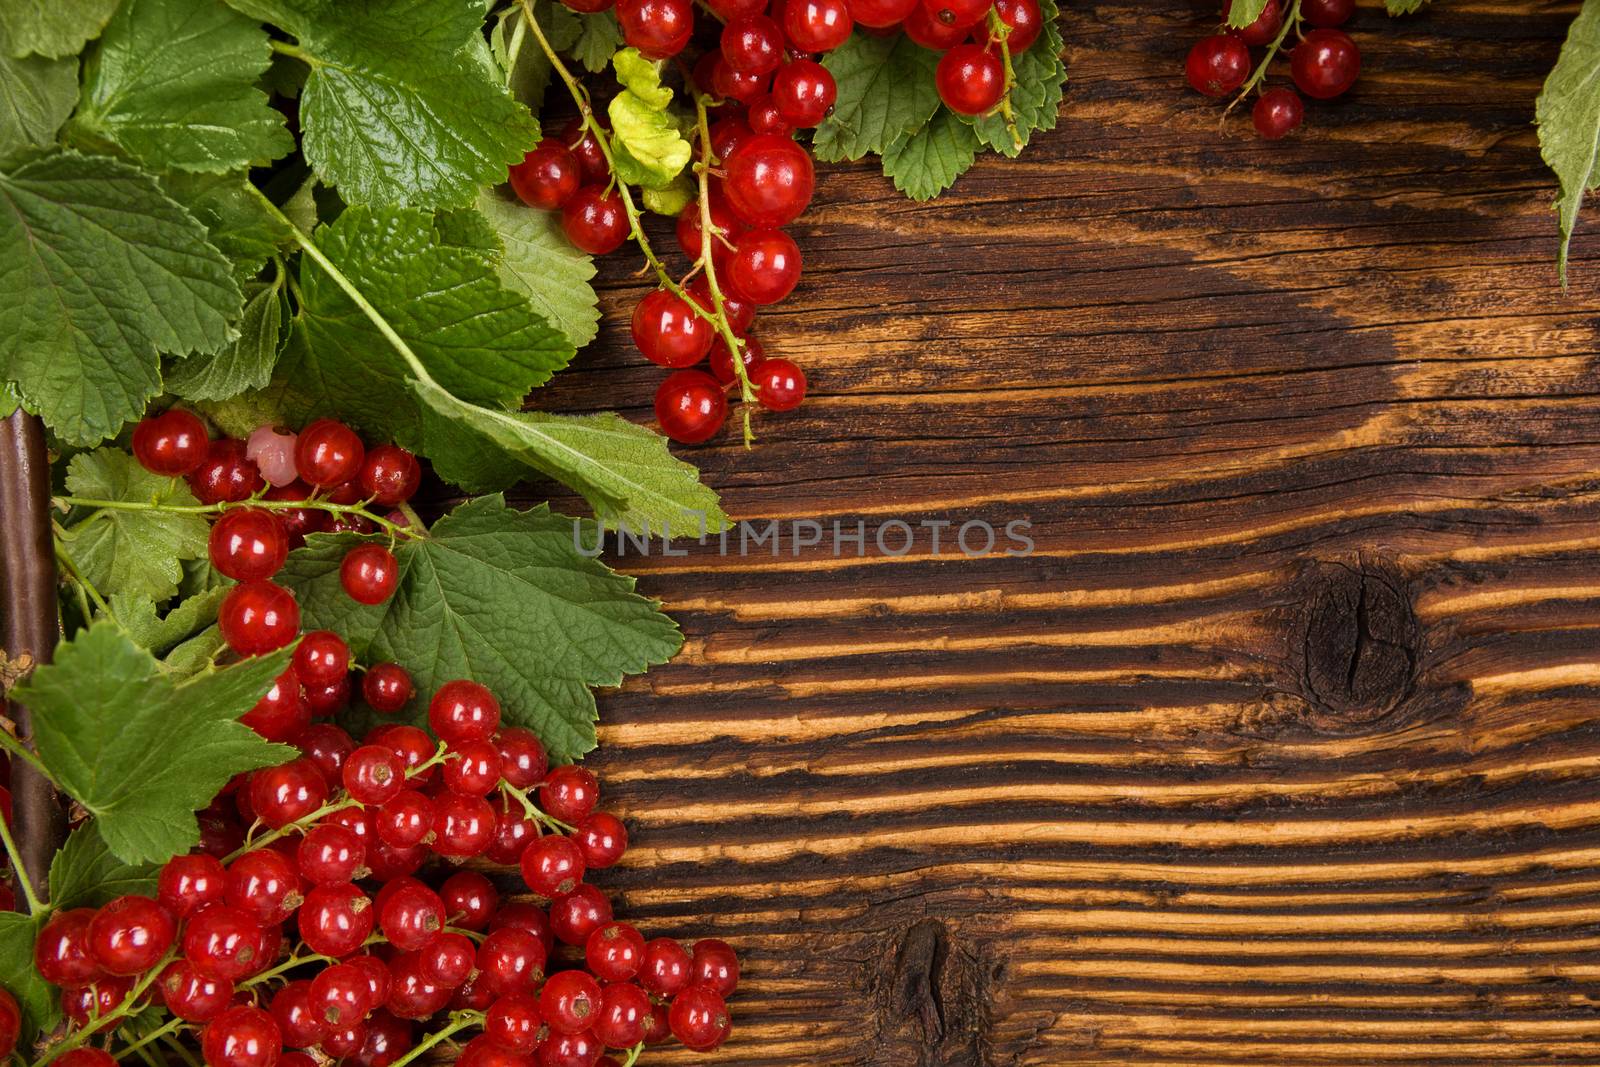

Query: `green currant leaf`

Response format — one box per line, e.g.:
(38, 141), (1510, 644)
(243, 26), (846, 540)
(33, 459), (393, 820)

(1385, 0), (1432, 12)
(881, 109), (981, 200)
(612, 47), (672, 108)
(165, 276), (287, 401)
(1225, 0), (1268, 27)
(73, 0), (292, 173)
(0, 152), (243, 445)
(49, 825), (160, 910)
(0, 0), (121, 59)
(159, 172), (290, 280)
(227, 0), (539, 208)
(1537, 0), (1600, 285)
(569, 11), (623, 74)
(0, 911), (55, 1048)
(278, 496), (683, 763)
(0, 22), (75, 164)
(270, 202), (573, 441)
(814, 32), (942, 162)
(972, 0), (1064, 157)
(475, 187), (600, 348)
(58, 448), (212, 603)
(493, 2), (576, 112)
(607, 49), (690, 190)
(11, 622), (295, 865)
(110, 585), (232, 657)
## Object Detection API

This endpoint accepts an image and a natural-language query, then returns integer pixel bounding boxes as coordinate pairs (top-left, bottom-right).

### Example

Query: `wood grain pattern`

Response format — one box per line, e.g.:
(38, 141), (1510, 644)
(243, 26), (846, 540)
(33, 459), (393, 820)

(517, 1), (1600, 1062)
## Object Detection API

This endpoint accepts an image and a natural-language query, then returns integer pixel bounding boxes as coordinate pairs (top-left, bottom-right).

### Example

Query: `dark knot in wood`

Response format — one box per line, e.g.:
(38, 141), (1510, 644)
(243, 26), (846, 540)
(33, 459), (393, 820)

(1296, 557), (1421, 729)
(893, 918), (950, 1046)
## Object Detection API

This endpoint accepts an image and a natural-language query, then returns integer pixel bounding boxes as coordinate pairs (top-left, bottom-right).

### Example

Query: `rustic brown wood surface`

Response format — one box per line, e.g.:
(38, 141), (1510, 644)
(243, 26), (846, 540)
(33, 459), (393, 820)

(523, 2), (1600, 1063)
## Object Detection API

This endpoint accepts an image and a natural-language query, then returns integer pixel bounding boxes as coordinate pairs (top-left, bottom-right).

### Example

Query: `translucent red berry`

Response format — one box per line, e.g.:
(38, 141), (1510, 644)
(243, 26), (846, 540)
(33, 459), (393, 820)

(219, 580), (300, 655)
(654, 370), (727, 445)
(132, 409), (209, 477)
(295, 419), (365, 488)
(1291, 28), (1360, 99)
(1252, 87), (1304, 139)
(340, 544), (398, 605)
(1185, 33), (1250, 97)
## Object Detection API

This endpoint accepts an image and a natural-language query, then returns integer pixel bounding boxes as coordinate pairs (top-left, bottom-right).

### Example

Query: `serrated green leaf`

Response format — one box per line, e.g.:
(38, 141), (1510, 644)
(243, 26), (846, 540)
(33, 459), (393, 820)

(613, 47), (672, 109)
(570, 11), (623, 73)
(74, 0), (292, 173)
(160, 173), (289, 279)
(476, 187), (600, 347)
(0, 152), (243, 445)
(0, 381), (18, 418)
(414, 380), (730, 532)
(0, 23), (75, 164)
(279, 496), (681, 762)
(641, 171), (693, 216)
(59, 448), (212, 603)
(609, 89), (691, 189)
(0, 911), (54, 1047)
(50, 825), (160, 910)
(271, 203), (572, 442)
(111, 585), (231, 657)
(1386, 0), (1432, 12)
(1225, 0), (1269, 27)
(973, 0), (1064, 156)
(493, 3), (572, 111)
(1538, 0), (1600, 285)
(814, 32), (942, 162)
(166, 277), (286, 401)
(231, 0), (538, 208)
(0, 0), (121, 59)
(13, 622), (295, 864)
(882, 109), (980, 200)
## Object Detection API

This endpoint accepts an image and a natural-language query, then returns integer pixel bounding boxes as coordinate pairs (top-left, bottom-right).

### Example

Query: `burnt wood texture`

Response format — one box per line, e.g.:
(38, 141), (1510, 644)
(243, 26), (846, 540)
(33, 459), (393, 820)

(520, 1), (1600, 1063)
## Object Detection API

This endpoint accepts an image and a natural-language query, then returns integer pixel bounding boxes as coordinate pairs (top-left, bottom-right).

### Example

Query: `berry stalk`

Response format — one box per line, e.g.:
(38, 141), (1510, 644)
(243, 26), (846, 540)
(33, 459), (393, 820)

(1227, 0), (1303, 115)
(54, 491), (414, 543)
(985, 10), (1025, 152)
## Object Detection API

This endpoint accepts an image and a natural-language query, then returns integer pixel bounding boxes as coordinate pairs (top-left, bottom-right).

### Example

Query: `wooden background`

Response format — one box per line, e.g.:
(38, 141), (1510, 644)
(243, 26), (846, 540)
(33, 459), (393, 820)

(528, 1), (1600, 1063)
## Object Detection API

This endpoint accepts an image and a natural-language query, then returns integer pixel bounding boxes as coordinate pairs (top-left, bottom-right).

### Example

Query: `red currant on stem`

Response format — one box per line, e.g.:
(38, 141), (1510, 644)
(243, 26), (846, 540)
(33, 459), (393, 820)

(693, 937), (741, 996)
(986, 0), (1041, 51)
(728, 228), (803, 306)
(159, 853), (227, 919)
(484, 993), (543, 1052)
(561, 186), (629, 255)
(376, 790), (435, 848)
(431, 790), (496, 857)
(557, 118), (609, 184)
(189, 439), (265, 504)
(1186, 33), (1251, 97)
(440, 870), (499, 930)
(550, 883), (613, 946)
(723, 133), (815, 228)
(209, 508), (289, 582)
(655, 370), (728, 445)
(632, 288), (714, 368)
(1226, 0), (1281, 46)
(847, 0), (918, 28)
(586, 922), (646, 982)
(293, 629), (350, 687)
(497, 726), (549, 788)
(249, 757), (328, 828)
(747, 95), (792, 137)
(755, 357), (807, 411)
(298, 822), (366, 884)
(783, 0), (853, 52)
(1253, 87), (1304, 139)
(358, 444), (421, 506)
(219, 580), (300, 655)
(540, 970), (602, 1035)
(710, 333), (764, 386)
(362, 662), (414, 713)
(576, 811), (628, 868)
(428, 680), (501, 744)
(771, 60), (837, 127)
(722, 14), (785, 75)
(341, 543), (398, 605)
(183, 903), (269, 982)
(159, 960), (233, 1023)
(594, 982), (652, 1049)
(540, 765), (599, 822)
(294, 418), (365, 488)
(615, 0), (694, 58)
(475, 927), (546, 996)
(87, 895), (175, 975)
(687, 275), (755, 336)
(510, 140), (582, 211)
(639, 938), (693, 998)
(520, 834), (587, 898)
(299, 882), (375, 958)
(668, 985), (732, 1051)
(225, 847), (302, 923)
(1291, 28), (1360, 99)
(936, 43), (1005, 115)
(344, 744), (405, 805)
(204, 1004), (283, 1067)
(132, 408), (209, 476)
(1302, 0), (1354, 27)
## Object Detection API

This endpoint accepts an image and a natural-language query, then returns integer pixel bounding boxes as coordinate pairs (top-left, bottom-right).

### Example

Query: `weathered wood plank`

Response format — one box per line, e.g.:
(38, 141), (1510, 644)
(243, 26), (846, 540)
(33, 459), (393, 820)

(513, 0), (1600, 1062)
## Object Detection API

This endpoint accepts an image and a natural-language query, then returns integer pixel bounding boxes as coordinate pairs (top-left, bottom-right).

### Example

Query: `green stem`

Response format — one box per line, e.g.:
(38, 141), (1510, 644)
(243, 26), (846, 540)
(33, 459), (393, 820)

(692, 93), (758, 441)
(162, 1035), (201, 1067)
(383, 1012), (482, 1067)
(114, 1017), (185, 1060)
(33, 947), (176, 1067)
(985, 10), (1024, 152)
(241, 950), (337, 987)
(55, 492), (411, 540)
(498, 780), (576, 834)
(0, 807), (44, 915)
(0, 729), (52, 789)
(619, 1042), (645, 1067)
(52, 541), (115, 624)
(1227, 0), (1301, 114)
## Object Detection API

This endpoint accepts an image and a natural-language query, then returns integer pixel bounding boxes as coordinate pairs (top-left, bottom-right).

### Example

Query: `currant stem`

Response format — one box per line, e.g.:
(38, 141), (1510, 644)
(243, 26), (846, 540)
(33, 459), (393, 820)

(52, 541), (116, 625)
(54, 491), (412, 540)
(0, 728), (53, 792)
(620, 1042), (646, 1067)
(1227, 0), (1302, 117)
(499, 779), (576, 835)
(113, 1017), (185, 1061)
(33, 946), (177, 1067)
(986, 11), (1025, 152)
(0, 805), (44, 915)
(382, 1011), (483, 1067)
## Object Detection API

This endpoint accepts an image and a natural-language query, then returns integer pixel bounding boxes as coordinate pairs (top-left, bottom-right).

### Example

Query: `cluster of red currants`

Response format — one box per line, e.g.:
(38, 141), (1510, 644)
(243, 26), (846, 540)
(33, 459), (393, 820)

(15, 677), (737, 1067)
(1186, 0), (1360, 140)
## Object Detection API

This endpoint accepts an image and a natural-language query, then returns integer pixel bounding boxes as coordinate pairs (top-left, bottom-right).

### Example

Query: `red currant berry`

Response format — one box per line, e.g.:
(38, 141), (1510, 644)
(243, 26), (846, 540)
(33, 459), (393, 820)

(249, 758), (328, 828)
(420, 931), (476, 987)
(686, 275), (755, 336)
(55, 1052), (116, 1067)
(1186, 33), (1251, 97)
(432, 791), (496, 858)
(727, 228), (803, 306)
(615, 0), (694, 57)
(321, 1022), (368, 1058)
(641, 1001), (671, 1046)
(428, 681), (501, 745)
(375, 790), (435, 849)
(496, 727), (548, 789)
(708, 113), (754, 161)
(440, 871), (499, 931)
(639, 938), (692, 998)
(443, 740), (502, 796)
(708, 333), (763, 386)
(356, 445), (420, 507)
(921, 0), (986, 27)
(713, 56), (771, 105)
(667, 986), (730, 1051)
(576, 812), (628, 869)
(299, 883), (374, 958)
(585, 923), (645, 983)
(183, 904), (269, 981)
(557, 118), (610, 184)
(654, 370), (727, 445)
(271, 980), (330, 1049)
(510, 141), (582, 211)
(748, 95), (792, 136)
(159, 853), (227, 920)
(487, 798), (536, 865)
(362, 663), (414, 714)
(304, 674), (351, 715)
(593, 982), (651, 1049)
(298, 722), (356, 787)
(540, 970), (602, 1035)
(225, 848), (302, 922)
(369, 724), (438, 785)
(1226, 0), (1281, 45)
(755, 357), (807, 411)
(159, 960), (233, 1023)
(209, 508), (289, 582)
(537, 1029), (604, 1067)
(550, 884), (612, 947)
(722, 15), (784, 74)
(203, 1004), (282, 1067)
(242, 665), (308, 743)
(1302, 0), (1353, 27)
(847, 0), (917, 27)
(264, 481), (331, 548)
(771, 60), (836, 127)
(295, 419), (365, 488)
(475, 928), (546, 997)
(1252, 87), (1304, 139)
(490, 904), (554, 951)
(219, 580), (300, 656)
(539, 766), (599, 823)
(384, 953), (450, 1020)
(783, 0), (852, 50)
(379, 882), (445, 952)
(904, 1), (968, 46)
(936, 43), (1004, 114)
(520, 835), (586, 898)
(298, 823), (366, 884)
(1291, 28), (1360, 99)
(458, 1035), (530, 1067)
(631, 288), (713, 368)
(62, 976), (133, 1031)
(340, 544), (398, 605)
(352, 1011), (412, 1067)
(189, 439), (265, 504)
(132, 409), (209, 476)
(348, 959), (393, 1021)
(676, 198), (742, 274)
(311, 961), (373, 1029)
(985, 0), (1040, 50)
(344, 744), (405, 806)
(292, 630), (349, 688)
(485, 993), (543, 1052)
(87, 895), (175, 975)
(692, 938), (740, 996)
(723, 133), (814, 228)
